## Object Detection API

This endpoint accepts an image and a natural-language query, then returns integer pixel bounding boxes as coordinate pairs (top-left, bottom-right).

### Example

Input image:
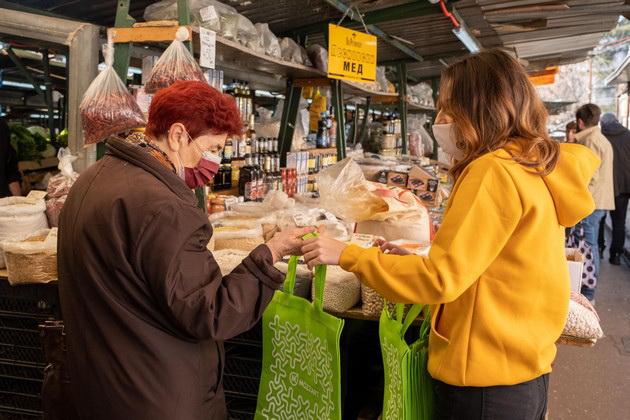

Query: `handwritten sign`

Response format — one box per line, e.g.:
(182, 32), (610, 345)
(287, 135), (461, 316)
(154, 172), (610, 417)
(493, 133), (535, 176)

(199, 27), (216, 69)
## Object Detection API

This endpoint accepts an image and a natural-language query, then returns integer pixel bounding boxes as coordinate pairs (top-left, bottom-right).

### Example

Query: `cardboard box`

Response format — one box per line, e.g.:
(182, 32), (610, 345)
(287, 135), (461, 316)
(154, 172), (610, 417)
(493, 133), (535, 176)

(566, 248), (585, 293)
(386, 171), (409, 188)
(407, 165), (439, 192)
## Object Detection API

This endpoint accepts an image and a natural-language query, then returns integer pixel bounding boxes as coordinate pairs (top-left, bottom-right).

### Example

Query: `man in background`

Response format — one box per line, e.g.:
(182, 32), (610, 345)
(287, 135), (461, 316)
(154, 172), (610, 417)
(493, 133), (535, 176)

(565, 120), (577, 143)
(0, 117), (21, 197)
(575, 104), (615, 301)
(601, 112), (630, 265)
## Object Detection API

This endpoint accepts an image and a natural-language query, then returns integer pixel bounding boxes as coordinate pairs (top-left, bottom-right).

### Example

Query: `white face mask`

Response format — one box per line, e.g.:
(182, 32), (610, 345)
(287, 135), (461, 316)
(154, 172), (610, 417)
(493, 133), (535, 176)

(432, 123), (466, 161)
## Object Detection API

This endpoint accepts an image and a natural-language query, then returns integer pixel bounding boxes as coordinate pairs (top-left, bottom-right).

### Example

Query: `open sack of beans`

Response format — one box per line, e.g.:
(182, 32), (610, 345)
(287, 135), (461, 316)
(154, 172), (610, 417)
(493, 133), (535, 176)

(1, 229), (57, 285)
(311, 265), (360, 313)
(561, 291), (604, 344)
(0, 197), (49, 268)
(212, 249), (250, 275)
(80, 37), (146, 146)
(144, 27), (206, 93)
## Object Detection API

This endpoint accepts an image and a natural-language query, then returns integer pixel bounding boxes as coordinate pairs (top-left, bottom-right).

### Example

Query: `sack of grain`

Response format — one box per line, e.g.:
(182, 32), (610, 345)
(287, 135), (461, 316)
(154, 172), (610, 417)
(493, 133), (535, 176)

(361, 284), (396, 317)
(212, 249), (250, 275)
(563, 292), (604, 340)
(311, 265), (360, 313)
(0, 197), (49, 268)
(212, 224), (264, 252)
(1, 229), (56, 285)
(274, 259), (313, 300)
(209, 211), (277, 238)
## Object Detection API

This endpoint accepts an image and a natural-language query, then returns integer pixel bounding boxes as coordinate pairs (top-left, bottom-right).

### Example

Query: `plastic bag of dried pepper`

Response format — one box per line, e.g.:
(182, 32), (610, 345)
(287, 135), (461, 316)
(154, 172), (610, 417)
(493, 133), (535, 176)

(144, 27), (207, 94)
(79, 37), (146, 146)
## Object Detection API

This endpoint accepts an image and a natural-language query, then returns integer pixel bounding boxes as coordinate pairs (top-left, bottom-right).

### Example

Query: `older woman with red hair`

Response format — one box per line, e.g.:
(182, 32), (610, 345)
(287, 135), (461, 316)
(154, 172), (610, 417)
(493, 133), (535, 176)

(57, 81), (313, 419)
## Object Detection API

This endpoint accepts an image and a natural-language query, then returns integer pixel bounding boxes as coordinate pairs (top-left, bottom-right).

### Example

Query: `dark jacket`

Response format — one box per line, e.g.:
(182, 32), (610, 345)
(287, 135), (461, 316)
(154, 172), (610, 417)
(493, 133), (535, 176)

(0, 118), (21, 197)
(58, 136), (283, 419)
(601, 120), (630, 195)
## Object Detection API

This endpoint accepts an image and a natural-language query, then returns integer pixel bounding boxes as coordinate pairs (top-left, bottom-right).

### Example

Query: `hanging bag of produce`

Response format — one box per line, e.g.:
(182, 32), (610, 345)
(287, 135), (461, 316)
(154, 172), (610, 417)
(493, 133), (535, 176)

(256, 234), (344, 420)
(79, 36), (146, 146)
(380, 302), (435, 420)
(45, 148), (79, 227)
(144, 27), (207, 93)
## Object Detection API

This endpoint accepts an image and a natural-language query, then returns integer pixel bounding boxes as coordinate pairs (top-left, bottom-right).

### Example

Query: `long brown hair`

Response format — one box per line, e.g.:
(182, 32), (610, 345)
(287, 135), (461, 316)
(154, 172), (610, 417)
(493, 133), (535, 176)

(437, 48), (559, 179)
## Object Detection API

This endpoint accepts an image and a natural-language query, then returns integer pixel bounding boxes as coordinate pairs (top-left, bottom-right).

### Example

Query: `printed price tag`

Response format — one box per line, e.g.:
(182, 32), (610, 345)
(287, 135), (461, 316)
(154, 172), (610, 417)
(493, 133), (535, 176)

(199, 5), (219, 22)
(292, 213), (311, 227)
(26, 190), (47, 201)
(349, 233), (375, 249)
(44, 227), (58, 246)
(199, 27), (216, 69)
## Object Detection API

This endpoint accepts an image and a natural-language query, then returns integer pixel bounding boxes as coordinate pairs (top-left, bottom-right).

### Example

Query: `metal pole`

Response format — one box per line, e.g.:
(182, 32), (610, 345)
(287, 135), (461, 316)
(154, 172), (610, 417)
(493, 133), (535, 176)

(5, 48), (47, 101)
(278, 79), (303, 167)
(176, 0), (193, 53)
(331, 79), (346, 159)
(357, 96), (371, 146)
(41, 48), (56, 146)
(397, 62), (408, 154)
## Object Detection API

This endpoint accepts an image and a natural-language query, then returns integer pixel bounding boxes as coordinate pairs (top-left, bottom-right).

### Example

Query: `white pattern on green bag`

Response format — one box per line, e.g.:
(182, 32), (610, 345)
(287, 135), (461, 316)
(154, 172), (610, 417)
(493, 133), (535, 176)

(260, 315), (335, 419)
(382, 337), (404, 419)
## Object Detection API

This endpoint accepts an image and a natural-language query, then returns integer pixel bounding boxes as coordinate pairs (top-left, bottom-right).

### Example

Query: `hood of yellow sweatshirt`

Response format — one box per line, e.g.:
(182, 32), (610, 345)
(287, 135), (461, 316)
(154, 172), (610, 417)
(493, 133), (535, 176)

(542, 143), (599, 227)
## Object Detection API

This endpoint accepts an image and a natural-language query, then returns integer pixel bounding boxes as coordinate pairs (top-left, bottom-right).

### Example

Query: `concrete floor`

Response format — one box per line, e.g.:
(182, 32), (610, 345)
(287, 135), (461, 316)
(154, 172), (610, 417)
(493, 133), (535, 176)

(549, 255), (630, 419)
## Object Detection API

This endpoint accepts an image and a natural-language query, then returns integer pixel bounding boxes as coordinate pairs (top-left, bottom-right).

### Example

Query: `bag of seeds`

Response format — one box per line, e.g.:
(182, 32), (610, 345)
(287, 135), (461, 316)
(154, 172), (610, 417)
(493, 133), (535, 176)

(1, 229), (57, 285)
(212, 224), (264, 252)
(311, 265), (360, 313)
(80, 37), (146, 146)
(144, 27), (207, 94)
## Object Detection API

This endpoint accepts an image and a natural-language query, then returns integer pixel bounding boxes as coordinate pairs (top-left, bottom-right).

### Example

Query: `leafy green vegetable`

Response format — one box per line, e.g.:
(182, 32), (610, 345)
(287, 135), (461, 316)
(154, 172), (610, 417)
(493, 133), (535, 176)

(8, 123), (50, 162)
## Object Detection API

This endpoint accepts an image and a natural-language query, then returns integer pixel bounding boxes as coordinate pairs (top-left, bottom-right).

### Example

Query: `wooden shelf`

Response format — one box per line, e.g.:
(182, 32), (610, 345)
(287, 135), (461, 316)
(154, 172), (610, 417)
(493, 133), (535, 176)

(294, 148), (337, 155)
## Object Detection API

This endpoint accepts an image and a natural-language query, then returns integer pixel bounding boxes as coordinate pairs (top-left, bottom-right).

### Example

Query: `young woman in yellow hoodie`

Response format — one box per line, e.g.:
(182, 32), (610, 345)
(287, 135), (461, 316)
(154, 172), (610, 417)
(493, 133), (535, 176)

(302, 49), (600, 419)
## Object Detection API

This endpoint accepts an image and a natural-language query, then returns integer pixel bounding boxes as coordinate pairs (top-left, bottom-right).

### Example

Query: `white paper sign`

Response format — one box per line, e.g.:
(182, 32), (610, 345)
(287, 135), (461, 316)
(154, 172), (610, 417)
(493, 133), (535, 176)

(44, 227), (58, 246)
(349, 233), (375, 249)
(199, 5), (219, 22)
(199, 27), (216, 69)
(27, 190), (47, 201)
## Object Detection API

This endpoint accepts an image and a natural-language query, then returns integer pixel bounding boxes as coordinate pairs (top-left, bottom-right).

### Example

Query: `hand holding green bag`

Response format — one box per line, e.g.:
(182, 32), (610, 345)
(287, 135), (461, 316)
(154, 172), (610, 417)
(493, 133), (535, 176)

(380, 303), (435, 420)
(256, 233), (344, 419)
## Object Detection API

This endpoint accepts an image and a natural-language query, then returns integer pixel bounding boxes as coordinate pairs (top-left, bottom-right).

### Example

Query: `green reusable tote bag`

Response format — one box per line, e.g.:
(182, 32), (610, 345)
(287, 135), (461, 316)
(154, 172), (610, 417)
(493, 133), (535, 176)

(380, 302), (435, 420)
(255, 243), (344, 419)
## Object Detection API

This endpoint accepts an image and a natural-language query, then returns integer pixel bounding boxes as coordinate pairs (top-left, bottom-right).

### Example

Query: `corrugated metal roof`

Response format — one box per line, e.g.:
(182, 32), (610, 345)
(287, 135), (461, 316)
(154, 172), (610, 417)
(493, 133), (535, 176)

(0, 0), (624, 79)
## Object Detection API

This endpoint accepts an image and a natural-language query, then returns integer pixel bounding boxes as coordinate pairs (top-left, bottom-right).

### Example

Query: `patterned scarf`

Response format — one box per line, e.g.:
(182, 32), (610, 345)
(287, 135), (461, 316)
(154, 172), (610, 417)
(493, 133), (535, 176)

(126, 132), (177, 174)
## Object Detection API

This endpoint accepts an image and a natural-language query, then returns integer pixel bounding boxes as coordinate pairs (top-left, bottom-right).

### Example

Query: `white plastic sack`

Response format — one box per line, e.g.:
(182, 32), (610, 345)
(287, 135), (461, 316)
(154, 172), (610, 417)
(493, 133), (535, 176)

(80, 37), (146, 145)
(0, 198), (48, 268)
(307, 44), (328, 72)
(46, 148), (79, 227)
(255, 23), (281, 58)
(212, 249), (250, 275)
(1, 228), (57, 285)
(279, 37), (303, 64)
(144, 27), (206, 93)
(236, 14), (262, 52)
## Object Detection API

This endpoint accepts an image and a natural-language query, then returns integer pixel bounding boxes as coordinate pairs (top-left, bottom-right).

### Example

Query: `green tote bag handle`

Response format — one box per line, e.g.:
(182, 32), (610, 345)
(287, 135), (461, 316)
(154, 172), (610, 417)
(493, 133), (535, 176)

(394, 302), (425, 339)
(282, 233), (327, 312)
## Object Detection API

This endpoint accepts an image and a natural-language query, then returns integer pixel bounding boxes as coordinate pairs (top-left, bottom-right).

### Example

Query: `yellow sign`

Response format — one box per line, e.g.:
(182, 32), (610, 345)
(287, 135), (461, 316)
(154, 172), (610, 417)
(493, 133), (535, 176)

(328, 24), (377, 83)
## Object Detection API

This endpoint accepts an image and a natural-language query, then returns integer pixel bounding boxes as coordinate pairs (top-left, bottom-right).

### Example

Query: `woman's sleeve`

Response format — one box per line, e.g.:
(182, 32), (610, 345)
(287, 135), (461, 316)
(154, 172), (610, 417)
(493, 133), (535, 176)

(339, 158), (522, 304)
(135, 205), (283, 341)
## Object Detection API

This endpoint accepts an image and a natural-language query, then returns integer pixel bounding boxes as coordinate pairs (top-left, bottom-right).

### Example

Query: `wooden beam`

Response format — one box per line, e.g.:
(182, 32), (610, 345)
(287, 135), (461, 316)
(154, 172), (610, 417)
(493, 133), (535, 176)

(108, 26), (192, 43)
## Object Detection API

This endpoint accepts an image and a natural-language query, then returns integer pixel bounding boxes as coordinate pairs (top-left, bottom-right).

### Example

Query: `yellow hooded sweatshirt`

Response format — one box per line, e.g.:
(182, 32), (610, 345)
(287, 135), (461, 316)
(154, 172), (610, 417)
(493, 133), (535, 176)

(340, 143), (599, 387)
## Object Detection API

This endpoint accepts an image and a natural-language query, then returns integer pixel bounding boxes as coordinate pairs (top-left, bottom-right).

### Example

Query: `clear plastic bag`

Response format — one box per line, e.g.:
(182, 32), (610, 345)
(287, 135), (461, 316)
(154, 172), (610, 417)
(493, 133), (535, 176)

(236, 14), (262, 52)
(307, 44), (328, 72)
(144, 0), (237, 38)
(45, 148), (79, 227)
(144, 27), (207, 94)
(408, 82), (435, 108)
(212, 224), (264, 251)
(80, 38), (146, 145)
(1, 229), (57, 285)
(316, 158), (386, 222)
(255, 23), (281, 59)
(279, 37), (303, 64)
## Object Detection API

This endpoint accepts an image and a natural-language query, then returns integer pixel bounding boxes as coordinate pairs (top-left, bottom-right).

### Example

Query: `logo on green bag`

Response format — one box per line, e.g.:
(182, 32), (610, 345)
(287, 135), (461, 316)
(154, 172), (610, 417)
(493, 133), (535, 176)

(382, 337), (404, 419)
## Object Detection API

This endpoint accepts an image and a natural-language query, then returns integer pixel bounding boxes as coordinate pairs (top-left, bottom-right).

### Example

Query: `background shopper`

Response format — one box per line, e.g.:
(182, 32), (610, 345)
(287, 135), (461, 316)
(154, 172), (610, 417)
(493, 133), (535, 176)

(302, 49), (599, 420)
(565, 120), (577, 143)
(575, 103), (615, 300)
(601, 112), (630, 265)
(0, 117), (22, 197)
(57, 81), (314, 420)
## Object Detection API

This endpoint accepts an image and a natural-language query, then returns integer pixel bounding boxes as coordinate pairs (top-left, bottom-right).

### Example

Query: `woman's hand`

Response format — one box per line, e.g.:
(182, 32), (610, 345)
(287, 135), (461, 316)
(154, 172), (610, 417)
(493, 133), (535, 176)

(266, 226), (317, 263)
(374, 239), (412, 256)
(301, 234), (349, 270)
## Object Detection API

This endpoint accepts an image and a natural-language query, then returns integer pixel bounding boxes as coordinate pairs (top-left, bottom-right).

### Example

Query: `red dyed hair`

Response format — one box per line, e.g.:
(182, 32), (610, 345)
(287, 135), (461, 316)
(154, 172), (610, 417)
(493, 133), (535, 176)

(145, 81), (242, 140)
